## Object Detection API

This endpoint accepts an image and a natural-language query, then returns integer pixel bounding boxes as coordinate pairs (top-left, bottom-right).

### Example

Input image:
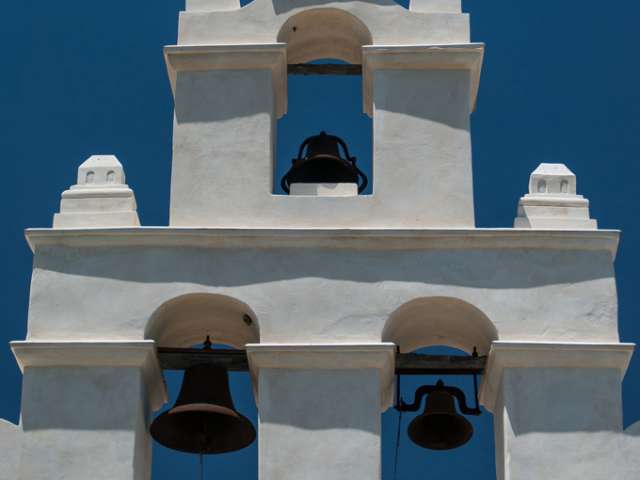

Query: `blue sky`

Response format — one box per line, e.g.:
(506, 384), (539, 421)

(1, 1), (639, 478)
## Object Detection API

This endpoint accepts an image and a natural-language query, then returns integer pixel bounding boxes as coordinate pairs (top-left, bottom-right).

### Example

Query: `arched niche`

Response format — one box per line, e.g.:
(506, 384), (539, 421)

(382, 297), (498, 355)
(145, 293), (259, 349)
(277, 8), (373, 64)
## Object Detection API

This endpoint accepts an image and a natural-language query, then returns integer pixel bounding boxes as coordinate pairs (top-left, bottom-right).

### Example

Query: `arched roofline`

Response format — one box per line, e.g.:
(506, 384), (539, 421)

(277, 8), (373, 64)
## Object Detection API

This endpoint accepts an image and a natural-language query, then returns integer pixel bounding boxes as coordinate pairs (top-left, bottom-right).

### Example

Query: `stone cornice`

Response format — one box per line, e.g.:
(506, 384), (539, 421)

(24, 227), (620, 258)
(11, 341), (168, 410)
(362, 43), (484, 116)
(479, 341), (635, 413)
(163, 43), (288, 118)
(246, 343), (397, 410)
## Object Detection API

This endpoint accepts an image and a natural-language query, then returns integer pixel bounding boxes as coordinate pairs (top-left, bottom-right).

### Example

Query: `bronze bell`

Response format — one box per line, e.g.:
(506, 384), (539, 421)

(407, 381), (473, 451)
(150, 363), (256, 454)
(280, 131), (368, 194)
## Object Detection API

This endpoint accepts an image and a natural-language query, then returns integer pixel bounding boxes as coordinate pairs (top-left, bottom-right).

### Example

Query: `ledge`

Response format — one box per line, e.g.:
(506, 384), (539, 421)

(479, 341), (635, 413)
(11, 341), (167, 410)
(246, 343), (397, 410)
(24, 227), (620, 258)
(163, 43), (287, 118)
(362, 43), (484, 116)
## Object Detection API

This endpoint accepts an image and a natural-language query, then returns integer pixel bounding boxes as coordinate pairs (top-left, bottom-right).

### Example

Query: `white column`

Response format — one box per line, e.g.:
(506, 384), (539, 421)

(11, 341), (166, 480)
(247, 344), (395, 480)
(481, 342), (635, 480)
(362, 44), (483, 228)
(163, 44), (287, 226)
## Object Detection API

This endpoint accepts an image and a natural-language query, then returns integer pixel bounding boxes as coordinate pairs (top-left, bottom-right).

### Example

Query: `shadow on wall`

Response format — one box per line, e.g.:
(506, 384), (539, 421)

(174, 70), (272, 124)
(34, 247), (615, 290)
(505, 367), (626, 435)
(20, 367), (144, 431)
(257, 369), (380, 433)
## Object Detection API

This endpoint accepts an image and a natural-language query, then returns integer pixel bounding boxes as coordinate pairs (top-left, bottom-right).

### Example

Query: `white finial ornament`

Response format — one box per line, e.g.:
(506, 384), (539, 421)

(53, 155), (140, 228)
(514, 163), (597, 229)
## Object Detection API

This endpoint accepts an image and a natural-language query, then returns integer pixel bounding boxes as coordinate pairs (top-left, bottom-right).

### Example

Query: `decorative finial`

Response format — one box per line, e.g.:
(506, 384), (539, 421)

(514, 163), (597, 229)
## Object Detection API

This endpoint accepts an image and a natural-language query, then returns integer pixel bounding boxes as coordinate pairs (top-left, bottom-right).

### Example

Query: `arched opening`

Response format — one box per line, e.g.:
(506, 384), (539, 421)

(277, 9), (372, 65)
(145, 293), (260, 349)
(381, 298), (498, 479)
(274, 9), (373, 195)
(146, 294), (260, 479)
(382, 296), (498, 355)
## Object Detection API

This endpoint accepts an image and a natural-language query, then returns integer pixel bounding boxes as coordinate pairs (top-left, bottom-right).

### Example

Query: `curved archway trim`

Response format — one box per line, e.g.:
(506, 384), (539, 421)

(382, 296), (498, 355)
(145, 293), (260, 349)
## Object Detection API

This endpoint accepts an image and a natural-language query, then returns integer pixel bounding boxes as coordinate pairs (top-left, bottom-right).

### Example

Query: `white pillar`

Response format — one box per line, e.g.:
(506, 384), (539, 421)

(164, 44), (287, 226)
(362, 45), (483, 228)
(247, 344), (395, 480)
(481, 342), (634, 480)
(11, 342), (166, 480)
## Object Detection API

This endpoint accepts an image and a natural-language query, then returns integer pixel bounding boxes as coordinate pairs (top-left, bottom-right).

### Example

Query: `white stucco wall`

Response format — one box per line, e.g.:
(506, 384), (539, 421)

(18, 366), (150, 480)
(177, 0), (469, 46)
(24, 229), (619, 350)
(259, 368), (381, 480)
(0, 419), (20, 480)
(165, 43), (482, 228)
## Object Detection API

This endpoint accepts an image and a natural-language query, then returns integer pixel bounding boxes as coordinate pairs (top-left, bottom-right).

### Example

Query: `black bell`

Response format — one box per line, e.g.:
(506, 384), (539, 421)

(407, 381), (473, 451)
(150, 363), (256, 454)
(281, 131), (368, 193)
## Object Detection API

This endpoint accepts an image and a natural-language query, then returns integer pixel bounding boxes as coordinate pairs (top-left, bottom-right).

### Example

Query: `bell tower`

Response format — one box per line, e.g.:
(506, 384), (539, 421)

(165, 0), (481, 228)
(2, 1), (639, 480)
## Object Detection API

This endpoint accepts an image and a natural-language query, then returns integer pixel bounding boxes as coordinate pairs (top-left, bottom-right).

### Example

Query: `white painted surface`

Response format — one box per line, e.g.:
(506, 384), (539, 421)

(186, 0), (240, 11)
(498, 368), (624, 479)
(247, 343), (396, 409)
(277, 8), (373, 64)
(19, 366), (151, 480)
(362, 44), (483, 115)
(11, 341), (167, 410)
(289, 183), (358, 196)
(163, 44), (287, 117)
(176, 0), (469, 46)
(480, 341), (634, 412)
(515, 163), (597, 229)
(383, 296), (498, 355)
(485, 342), (637, 480)
(165, 44), (482, 228)
(22, 228), (620, 348)
(0, 419), (20, 480)
(146, 293), (259, 349)
(259, 368), (381, 480)
(53, 155), (140, 228)
(410, 0), (461, 13)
